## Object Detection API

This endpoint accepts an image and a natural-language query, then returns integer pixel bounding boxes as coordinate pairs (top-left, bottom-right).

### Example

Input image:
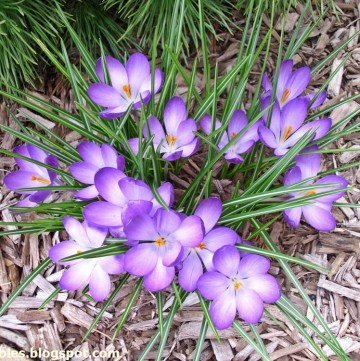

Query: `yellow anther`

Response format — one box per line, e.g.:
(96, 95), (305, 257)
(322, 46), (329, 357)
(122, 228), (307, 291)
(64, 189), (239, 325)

(155, 237), (166, 246)
(166, 134), (177, 146)
(31, 175), (51, 185)
(122, 84), (132, 99)
(281, 126), (293, 141)
(233, 280), (242, 291)
(280, 88), (291, 104)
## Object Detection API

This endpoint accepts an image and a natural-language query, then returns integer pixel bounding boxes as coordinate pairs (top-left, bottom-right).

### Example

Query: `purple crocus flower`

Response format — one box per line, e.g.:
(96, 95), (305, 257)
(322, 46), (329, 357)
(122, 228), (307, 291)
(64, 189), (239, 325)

(258, 97), (331, 156)
(70, 141), (125, 200)
(88, 53), (163, 119)
(84, 168), (174, 237)
(197, 245), (281, 329)
(124, 208), (204, 291)
(130, 97), (200, 161)
(262, 59), (326, 110)
(178, 198), (239, 292)
(4, 144), (60, 207)
(283, 146), (348, 231)
(49, 217), (124, 302)
(200, 110), (261, 164)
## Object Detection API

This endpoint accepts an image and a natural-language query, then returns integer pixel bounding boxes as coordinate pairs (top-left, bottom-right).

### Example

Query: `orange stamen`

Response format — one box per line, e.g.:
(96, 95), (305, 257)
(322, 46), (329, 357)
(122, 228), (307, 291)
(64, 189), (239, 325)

(280, 88), (291, 104)
(281, 126), (293, 141)
(230, 132), (237, 139)
(196, 242), (206, 250)
(233, 280), (242, 291)
(31, 175), (51, 185)
(166, 134), (177, 146)
(304, 190), (317, 197)
(122, 84), (132, 99)
(76, 250), (82, 254)
(155, 237), (166, 246)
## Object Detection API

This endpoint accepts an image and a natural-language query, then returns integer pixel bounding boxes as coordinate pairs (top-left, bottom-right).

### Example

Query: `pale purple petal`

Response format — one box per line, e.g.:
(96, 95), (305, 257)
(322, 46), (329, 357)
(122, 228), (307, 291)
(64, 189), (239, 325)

(163, 240), (182, 267)
(280, 98), (309, 135)
(197, 271), (230, 300)
(13, 145), (42, 174)
(213, 245), (240, 277)
(27, 144), (48, 163)
(143, 258), (175, 292)
(95, 56), (128, 93)
(124, 243), (158, 276)
(283, 207), (302, 228)
(244, 274), (281, 303)
(101, 144), (121, 168)
(70, 162), (99, 184)
(210, 288), (236, 330)
(276, 59), (293, 99)
(199, 114), (221, 135)
(126, 53), (150, 96)
(119, 177), (153, 202)
(170, 215), (204, 247)
(153, 209), (182, 236)
(16, 194), (43, 208)
(59, 260), (96, 291)
(151, 182), (174, 213)
(235, 287), (264, 324)
(84, 202), (123, 227)
(306, 90), (327, 109)
(63, 216), (89, 245)
(128, 137), (140, 155)
(75, 185), (99, 200)
(313, 175), (347, 203)
(83, 220), (107, 248)
(139, 68), (163, 94)
(258, 125), (277, 149)
(164, 96), (187, 135)
(89, 264), (112, 301)
(237, 254), (270, 277)
(204, 227), (238, 251)
(121, 201), (153, 226)
(261, 97), (281, 139)
(88, 84), (124, 107)
(124, 214), (157, 241)
(295, 145), (321, 179)
(178, 138), (200, 157)
(283, 66), (311, 101)
(302, 203), (336, 231)
(228, 110), (247, 136)
(283, 166), (302, 186)
(77, 142), (104, 166)
(175, 119), (197, 147)
(94, 168), (126, 205)
(234, 140), (255, 154)
(4, 171), (48, 194)
(162, 150), (183, 161)
(98, 255), (125, 274)
(49, 241), (84, 266)
(224, 152), (243, 164)
(178, 253), (204, 292)
(144, 115), (165, 144)
(261, 72), (272, 92)
(194, 197), (222, 234)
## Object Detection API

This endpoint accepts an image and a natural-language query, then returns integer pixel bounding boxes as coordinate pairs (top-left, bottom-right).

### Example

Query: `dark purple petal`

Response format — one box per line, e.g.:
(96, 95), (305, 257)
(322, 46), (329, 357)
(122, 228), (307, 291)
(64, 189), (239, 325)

(228, 110), (247, 136)
(84, 202), (123, 227)
(237, 254), (270, 277)
(283, 207), (302, 228)
(95, 56), (128, 93)
(77, 142), (103, 166)
(27, 144), (48, 163)
(313, 175), (347, 203)
(244, 274), (281, 303)
(4, 171), (50, 194)
(235, 287), (264, 324)
(178, 252), (204, 292)
(204, 227), (238, 251)
(128, 137), (140, 155)
(59, 260), (96, 291)
(49, 241), (83, 266)
(164, 96), (187, 135)
(126, 53), (151, 94)
(302, 203), (336, 231)
(276, 59), (293, 100)
(261, 72), (272, 92)
(151, 182), (174, 213)
(224, 152), (243, 164)
(258, 125), (277, 149)
(28, 190), (51, 204)
(213, 245), (239, 277)
(70, 162), (99, 184)
(170, 215), (204, 247)
(210, 288), (236, 330)
(143, 258), (175, 292)
(306, 90), (327, 109)
(99, 105), (129, 119)
(199, 114), (221, 135)
(178, 138), (200, 158)
(144, 115), (165, 144)
(121, 201), (153, 226)
(283, 66), (311, 102)
(283, 166), (302, 186)
(194, 197), (222, 234)
(175, 119), (196, 147)
(75, 185), (99, 200)
(295, 145), (321, 179)
(125, 243), (158, 276)
(94, 167), (126, 205)
(88, 84), (124, 107)
(89, 265), (112, 301)
(162, 150), (183, 161)
(280, 98), (309, 135)
(261, 98), (281, 139)
(124, 214), (157, 241)
(197, 271), (230, 300)
(119, 177), (153, 202)
(98, 254), (125, 274)
(153, 209), (182, 236)
(13, 145), (41, 174)
(15, 195), (39, 208)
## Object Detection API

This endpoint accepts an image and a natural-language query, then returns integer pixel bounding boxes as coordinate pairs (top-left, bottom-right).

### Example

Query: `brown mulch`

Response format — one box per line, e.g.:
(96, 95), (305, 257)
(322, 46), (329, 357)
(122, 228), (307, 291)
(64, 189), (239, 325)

(1, 2), (360, 360)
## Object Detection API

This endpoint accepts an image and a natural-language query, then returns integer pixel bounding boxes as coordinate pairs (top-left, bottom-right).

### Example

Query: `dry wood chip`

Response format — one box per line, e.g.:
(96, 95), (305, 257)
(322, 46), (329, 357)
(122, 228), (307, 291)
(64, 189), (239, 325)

(210, 339), (233, 361)
(339, 146), (360, 164)
(323, 337), (360, 357)
(249, 341), (279, 361)
(0, 327), (30, 351)
(16, 310), (51, 322)
(17, 108), (55, 129)
(328, 58), (344, 97)
(61, 302), (94, 329)
(178, 321), (237, 341)
(319, 233), (360, 253)
(318, 279), (360, 301)
(330, 100), (359, 131)
(269, 343), (307, 360)
(9, 296), (54, 309)
(275, 13), (300, 32)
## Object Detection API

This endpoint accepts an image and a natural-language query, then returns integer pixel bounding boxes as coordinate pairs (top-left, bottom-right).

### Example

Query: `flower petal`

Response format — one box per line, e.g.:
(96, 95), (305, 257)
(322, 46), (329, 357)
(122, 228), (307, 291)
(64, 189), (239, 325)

(170, 215), (204, 247)
(126, 53), (151, 96)
(144, 115), (165, 144)
(213, 245), (240, 277)
(143, 258), (175, 292)
(175, 119), (197, 147)
(164, 96), (187, 135)
(283, 166), (302, 186)
(276, 59), (293, 100)
(83, 220), (107, 248)
(244, 274), (281, 303)
(99, 104), (130, 119)
(280, 98), (309, 135)
(59, 260), (96, 291)
(194, 197), (222, 234)
(101, 144), (121, 168)
(178, 252), (204, 292)
(70, 162), (99, 184)
(228, 110), (247, 136)
(258, 125), (277, 149)
(124, 214), (157, 241)
(119, 177), (153, 202)
(178, 138), (200, 158)
(77, 142), (103, 166)
(163, 240), (182, 267)
(295, 145), (321, 179)
(153, 209), (182, 236)
(63, 217), (88, 245)
(94, 167), (126, 205)
(199, 114), (221, 135)
(197, 271), (230, 300)
(89, 264), (112, 301)
(283, 206), (302, 228)
(302, 203), (336, 231)
(313, 175), (347, 203)
(162, 150), (183, 161)
(98, 254), (125, 275)
(151, 182), (174, 213)
(125, 243), (158, 276)
(84, 202), (123, 227)
(237, 254), (271, 277)
(75, 185), (99, 200)
(139, 68), (163, 94)
(88, 84), (124, 107)
(210, 288), (236, 330)
(121, 201), (153, 226)
(49, 241), (84, 266)
(236, 287), (264, 324)
(204, 227), (239, 251)
(4, 171), (48, 194)
(284, 66), (311, 101)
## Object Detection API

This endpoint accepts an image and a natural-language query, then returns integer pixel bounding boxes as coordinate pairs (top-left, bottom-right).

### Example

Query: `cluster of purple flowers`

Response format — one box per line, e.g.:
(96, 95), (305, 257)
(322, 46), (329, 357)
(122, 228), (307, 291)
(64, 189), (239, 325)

(3, 54), (348, 330)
